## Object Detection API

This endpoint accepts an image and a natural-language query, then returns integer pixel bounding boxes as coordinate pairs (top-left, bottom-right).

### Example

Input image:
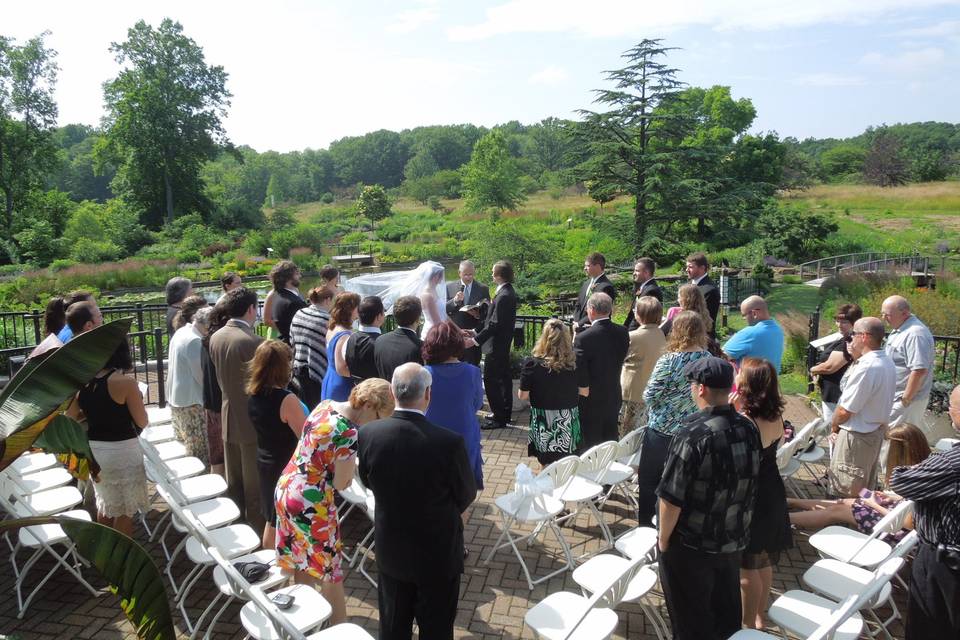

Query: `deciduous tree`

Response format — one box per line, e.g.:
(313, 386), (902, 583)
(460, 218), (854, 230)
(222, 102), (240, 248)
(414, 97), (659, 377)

(863, 129), (908, 187)
(462, 130), (525, 219)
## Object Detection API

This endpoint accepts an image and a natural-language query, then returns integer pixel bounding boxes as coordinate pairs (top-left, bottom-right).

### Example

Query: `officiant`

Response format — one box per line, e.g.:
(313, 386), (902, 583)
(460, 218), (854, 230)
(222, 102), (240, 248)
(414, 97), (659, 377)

(446, 260), (490, 366)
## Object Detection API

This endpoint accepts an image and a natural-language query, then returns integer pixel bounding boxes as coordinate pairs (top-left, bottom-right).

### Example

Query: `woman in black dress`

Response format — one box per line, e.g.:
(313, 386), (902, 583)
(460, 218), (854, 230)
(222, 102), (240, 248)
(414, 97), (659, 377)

(247, 340), (307, 549)
(732, 357), (793, 630)
(809, 303), (862, 424)
(518, 319), (589, 466)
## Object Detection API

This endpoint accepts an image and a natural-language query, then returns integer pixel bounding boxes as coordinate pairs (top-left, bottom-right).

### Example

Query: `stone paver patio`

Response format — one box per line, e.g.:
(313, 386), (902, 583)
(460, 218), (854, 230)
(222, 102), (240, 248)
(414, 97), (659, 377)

(0, 395), (907, 639)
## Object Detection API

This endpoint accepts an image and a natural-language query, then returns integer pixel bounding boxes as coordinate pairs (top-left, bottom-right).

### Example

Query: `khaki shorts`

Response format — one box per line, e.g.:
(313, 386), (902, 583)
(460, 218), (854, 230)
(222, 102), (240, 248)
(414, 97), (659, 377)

(830, 426), (885, 497)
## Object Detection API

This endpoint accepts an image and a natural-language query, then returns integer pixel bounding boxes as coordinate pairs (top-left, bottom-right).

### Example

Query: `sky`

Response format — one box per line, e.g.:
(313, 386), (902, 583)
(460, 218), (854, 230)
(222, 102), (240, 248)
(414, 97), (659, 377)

(5, 0), (960, 152)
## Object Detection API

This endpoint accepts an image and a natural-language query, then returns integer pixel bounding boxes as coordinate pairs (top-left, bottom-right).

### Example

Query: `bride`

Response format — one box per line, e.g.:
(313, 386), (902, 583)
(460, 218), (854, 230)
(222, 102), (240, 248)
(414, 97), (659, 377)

(345, 261), (447, 338)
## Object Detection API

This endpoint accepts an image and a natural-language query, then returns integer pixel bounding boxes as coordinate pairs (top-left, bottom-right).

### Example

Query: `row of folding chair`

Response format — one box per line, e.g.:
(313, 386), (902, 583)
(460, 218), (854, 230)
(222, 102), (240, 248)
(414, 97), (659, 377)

(778, 419), (829, 499)
(336, 469), (378, 587)
(485, 431), (644, 590)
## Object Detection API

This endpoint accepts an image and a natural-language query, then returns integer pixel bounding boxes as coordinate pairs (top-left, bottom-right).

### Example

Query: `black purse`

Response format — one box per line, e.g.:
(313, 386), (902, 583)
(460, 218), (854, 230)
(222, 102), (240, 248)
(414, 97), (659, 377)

(233, 560), (270, 583)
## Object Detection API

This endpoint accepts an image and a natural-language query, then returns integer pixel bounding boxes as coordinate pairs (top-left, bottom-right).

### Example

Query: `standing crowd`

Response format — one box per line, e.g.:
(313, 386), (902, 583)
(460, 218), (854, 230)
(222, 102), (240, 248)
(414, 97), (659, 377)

(32, 250), (959, 640)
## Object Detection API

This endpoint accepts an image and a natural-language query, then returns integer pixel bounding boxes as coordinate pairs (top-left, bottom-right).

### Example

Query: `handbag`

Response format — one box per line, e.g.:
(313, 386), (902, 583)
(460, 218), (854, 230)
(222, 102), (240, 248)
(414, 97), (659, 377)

(233, 560), (271, 583)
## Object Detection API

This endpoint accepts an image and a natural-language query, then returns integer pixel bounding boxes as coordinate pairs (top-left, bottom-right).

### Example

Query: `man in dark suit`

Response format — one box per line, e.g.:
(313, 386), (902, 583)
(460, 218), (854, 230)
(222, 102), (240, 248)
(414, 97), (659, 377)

(686, 251), (720, 337)
(269, 260), (307, 344)
(574, 292), (630, 449)
(574, 251), (617, 329)
(358, 363), (477, 640)
(345, 296), (385, 382)
(472, 260), (517, 430)
(623, 257), (663, 331)
(374, 296), (423, 381)
(208, 287), (264, 530)
(445, 259), (490, 367)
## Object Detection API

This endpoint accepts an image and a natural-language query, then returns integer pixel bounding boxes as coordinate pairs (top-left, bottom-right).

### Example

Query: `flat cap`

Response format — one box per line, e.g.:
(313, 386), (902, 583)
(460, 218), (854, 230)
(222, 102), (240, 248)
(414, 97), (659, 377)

(683, 356), (734, 389)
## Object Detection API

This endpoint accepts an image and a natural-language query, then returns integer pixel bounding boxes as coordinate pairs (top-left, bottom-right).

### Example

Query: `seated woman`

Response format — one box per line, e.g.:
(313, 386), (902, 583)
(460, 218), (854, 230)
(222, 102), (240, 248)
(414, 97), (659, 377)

(788, 422), (929, 537)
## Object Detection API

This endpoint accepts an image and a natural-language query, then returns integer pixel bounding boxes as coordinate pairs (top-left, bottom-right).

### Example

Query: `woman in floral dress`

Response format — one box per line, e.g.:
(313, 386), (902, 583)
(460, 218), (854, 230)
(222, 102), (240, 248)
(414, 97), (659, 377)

(275, 378), (394, 624)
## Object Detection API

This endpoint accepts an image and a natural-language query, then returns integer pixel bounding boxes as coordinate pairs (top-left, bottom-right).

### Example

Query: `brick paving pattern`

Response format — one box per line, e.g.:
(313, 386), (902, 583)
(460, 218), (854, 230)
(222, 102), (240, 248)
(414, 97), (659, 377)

(0, 395), (907, 639)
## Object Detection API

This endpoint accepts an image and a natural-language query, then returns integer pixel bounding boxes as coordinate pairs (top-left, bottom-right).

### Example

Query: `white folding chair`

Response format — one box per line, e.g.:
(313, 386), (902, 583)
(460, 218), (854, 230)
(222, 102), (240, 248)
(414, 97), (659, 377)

(147, 404), (173, 425)
(140, 436), (209, 541)
(10, 452), (58, 475)
(615, 428), (645, 469)
(524, 555), (645, 640)
(802, 531), (918, 639)
(794, 419), (829, 493)
(808, 500), (914, 568)
(306, 623), (375, 639)
(777, 434), (807, 498)
(8, 465), (73, 494)
(578, 441), (636, 511)
(614, 526), (658, 562)
(729, 591), (864, 639)
(192, 550), (287, 639)
(207, 546), (332, 640)
(551, 448), (612, 551)
(571, 554), (668, 640)
(935, 437), (959, 452)
(141, 422), (177, 444)
(485, 456), (578, 590)
(768, 557), (904, 640)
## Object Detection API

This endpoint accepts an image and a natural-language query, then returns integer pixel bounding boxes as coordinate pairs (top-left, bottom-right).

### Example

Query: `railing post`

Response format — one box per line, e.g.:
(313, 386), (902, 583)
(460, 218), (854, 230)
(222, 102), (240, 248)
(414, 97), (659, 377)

(154, 327), (166, 408)
(135, 304), (147, 364)
(31, 310), (41, 345)
(806, 305), (821, 394)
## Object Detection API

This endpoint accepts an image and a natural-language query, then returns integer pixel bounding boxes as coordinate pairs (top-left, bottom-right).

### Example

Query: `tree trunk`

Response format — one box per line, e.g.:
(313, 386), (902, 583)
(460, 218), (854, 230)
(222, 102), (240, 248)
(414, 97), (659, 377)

(697, 215), (706, 239)
(164, 169), (174, 226)
(3, 188), (13, 240)
(635, 169), (646, 246)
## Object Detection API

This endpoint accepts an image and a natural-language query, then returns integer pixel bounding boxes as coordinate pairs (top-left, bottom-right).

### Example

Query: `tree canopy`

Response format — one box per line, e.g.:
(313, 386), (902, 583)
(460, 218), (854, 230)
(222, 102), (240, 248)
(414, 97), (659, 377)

(462, 130), (526, 218)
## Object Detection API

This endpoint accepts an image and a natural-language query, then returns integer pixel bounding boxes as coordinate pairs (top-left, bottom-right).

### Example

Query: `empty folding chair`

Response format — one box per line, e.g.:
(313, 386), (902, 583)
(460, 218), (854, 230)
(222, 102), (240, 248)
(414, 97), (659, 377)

(207, 545), (332, 640)
(9, 465), (73, 494)
(802, 531), (918, 639)
(524, 555), (646, 640)
(140, 436), (208, 539)
(571, 554), (668, 640)
(794, 419), (829, 493)
(147, 404), (173, 425)
(614, 526), (658, 562)
(306, 623), (376, 639)
(551, 450), (611, 552)
(10, 451), (58, 476)
(485, 456), (578, 590)
(808, 500), (914, 568)
(615, 428), (644, 470)
(578, 441), (636, 510)
(729, 591), (864, 640)
(768, 557), (905, 640)
(141, 422), (177, 444)
(777, 434), (807, 498)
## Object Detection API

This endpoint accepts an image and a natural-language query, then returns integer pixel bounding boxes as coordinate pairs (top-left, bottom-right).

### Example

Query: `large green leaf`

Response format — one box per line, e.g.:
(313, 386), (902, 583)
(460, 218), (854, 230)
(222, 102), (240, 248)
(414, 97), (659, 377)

(0, 318), (132, 470)
(0, 516), (176, 640)
(33, 414), (101, 479)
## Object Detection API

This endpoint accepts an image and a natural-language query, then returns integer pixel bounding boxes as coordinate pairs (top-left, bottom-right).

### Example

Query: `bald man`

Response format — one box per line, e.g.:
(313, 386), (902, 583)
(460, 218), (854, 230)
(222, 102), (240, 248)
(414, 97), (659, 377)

(721, 295), (785, 371)
(829, 317), (897, 497)
(882, 295), (934, 429)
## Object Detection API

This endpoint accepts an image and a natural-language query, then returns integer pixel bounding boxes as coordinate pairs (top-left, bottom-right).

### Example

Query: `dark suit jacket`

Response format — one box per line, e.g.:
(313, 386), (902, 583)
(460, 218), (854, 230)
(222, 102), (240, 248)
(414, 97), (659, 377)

(474, 283), (517, 356)
(374, 328), (423, 381)
(623, 279), (664, 331)
(574, 318), (630, 447)
(574, 274), (617, 326)
(697, 275), (721, 334)
(358, 410), (477, 583)
(345, 329), (380, 382)
(208, 319), (263, 445)
(272, 288), (308, 344)
(445, 280), (490, 331)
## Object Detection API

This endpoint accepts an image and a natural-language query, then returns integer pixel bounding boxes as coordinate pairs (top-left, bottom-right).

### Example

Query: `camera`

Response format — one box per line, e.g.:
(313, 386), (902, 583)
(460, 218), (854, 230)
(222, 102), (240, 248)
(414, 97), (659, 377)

(270, 593), (295, 610)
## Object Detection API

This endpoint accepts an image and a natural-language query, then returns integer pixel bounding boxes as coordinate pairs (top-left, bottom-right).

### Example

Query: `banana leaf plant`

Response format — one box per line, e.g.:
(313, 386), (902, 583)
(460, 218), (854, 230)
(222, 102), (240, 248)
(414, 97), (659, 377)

(0, 318), (176, 640)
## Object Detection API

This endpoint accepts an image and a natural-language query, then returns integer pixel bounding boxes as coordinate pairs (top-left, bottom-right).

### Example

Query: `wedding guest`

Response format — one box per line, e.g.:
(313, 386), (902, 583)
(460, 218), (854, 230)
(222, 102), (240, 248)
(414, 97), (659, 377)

(29, 296), (67, 359)
(474, 260), (517, 430)
(290, 287), (334, 410)
(374, 295), (423, 382)
(165, 276), (193, 337)
(247, 340), (306, 549)
(722, 296), (785, 372)
(733, 358), (792, 631)
(574, 252), (616, 329)
(196, 306), (225, 476)
(209, 288), (264, 529)
(445, 260), (490, 366)
(620, 296), (666, 435)
(67, 340), (149, 536)
(636, 311), (711, 527)
(882, 295), (935, 428)
(810, 303), (862, 424)
(217, 272), (242, 303)
(574, 292), (629, 449)
(320, 264), (341, 292)
(167, 296), (211, 465)
(270, 260), (307, 345)
(57, 291), (99, 343)
(829, 317), (897, 497)
(345, 296), (385, 382)
(661, 284), (712, 338)
(321, 292), (360, 402)
(686, 251), (720, 336)
(276, 378), (395, 625)
(358, 363), (476, 640)
(520, 319), (589, 466)
(262, 289), (279, 338)
(66, 301), (103, 336)
(623, 258), (663, 331)
(423, 320), (484, 490)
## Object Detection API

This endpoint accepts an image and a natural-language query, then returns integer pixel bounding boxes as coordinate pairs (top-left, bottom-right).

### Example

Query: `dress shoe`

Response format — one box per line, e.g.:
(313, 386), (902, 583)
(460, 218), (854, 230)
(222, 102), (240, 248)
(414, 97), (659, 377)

(481, 420), (506, 430)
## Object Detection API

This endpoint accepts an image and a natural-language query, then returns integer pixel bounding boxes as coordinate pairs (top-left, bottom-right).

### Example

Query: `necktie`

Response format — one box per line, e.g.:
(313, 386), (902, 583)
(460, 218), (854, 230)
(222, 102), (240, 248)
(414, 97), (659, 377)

(464, 284), (471, 302)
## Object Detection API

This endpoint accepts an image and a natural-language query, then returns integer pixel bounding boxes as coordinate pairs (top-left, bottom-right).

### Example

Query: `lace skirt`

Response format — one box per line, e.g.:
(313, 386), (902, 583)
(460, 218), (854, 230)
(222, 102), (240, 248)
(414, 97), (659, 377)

(88, 438), (149, 518)
(172, 404), (209, 465)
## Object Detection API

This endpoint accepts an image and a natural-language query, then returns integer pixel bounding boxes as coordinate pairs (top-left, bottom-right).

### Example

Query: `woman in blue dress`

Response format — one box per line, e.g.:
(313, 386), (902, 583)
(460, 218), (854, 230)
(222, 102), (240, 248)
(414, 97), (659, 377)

(423, 320), (485, 490)
(321, 292), (360, 402)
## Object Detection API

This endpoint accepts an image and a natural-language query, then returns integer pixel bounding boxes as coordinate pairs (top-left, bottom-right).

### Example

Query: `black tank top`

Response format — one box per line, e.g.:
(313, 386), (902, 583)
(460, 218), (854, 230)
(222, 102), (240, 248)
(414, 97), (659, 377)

(247, 387), (298, 465)
(78, 369), (139, 442)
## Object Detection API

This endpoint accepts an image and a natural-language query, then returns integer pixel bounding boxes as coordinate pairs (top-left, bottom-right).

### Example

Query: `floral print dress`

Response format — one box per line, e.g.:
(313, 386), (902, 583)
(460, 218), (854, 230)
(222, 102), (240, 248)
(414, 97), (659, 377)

(275, 400), (358, 582)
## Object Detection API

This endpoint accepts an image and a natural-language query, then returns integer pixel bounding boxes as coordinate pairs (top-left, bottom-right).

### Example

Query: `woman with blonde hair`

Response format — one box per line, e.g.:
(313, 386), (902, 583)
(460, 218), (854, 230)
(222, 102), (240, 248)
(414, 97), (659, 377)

(661, 283), (712, 337)
(636, 310), (711, 527)
(247, 340), (307, 549)
(321, 292), (360, 402)
(519, 319), (589, 465)
(789, 422), (929, 533)
(276, 378), (395, 625)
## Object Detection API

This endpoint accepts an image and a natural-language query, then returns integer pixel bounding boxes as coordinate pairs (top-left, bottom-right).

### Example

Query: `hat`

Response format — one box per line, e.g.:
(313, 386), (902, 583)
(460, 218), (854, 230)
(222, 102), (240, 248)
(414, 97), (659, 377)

(683, 357), (734, 389)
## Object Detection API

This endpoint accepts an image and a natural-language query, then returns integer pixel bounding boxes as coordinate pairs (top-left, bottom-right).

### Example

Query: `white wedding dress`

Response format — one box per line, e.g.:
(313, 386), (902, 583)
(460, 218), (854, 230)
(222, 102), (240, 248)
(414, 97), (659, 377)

(344, 261), (447, 335)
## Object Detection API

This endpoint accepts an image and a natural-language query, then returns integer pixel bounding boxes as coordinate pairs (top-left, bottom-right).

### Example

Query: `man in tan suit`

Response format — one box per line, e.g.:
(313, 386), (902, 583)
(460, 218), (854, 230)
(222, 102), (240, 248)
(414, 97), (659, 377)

(620, 296), (666, 436)
(209, 288), (264, 530)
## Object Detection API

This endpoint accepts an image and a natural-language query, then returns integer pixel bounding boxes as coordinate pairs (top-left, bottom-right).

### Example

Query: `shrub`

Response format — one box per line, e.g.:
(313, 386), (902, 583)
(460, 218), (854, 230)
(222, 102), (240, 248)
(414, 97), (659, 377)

(49, 259), (76, 272)
(70, 238), (121, 263)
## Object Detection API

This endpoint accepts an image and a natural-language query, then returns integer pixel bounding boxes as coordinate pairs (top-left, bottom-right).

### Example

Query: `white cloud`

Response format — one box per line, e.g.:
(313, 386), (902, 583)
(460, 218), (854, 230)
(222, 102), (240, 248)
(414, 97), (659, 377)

(386, 7), (440, 34)
(896, 19), (960, 37)
(529, 65), (568, 85)
(793, 72), (865, 87)
(447, 0), (960, 41)
(860, 47), (946, 73)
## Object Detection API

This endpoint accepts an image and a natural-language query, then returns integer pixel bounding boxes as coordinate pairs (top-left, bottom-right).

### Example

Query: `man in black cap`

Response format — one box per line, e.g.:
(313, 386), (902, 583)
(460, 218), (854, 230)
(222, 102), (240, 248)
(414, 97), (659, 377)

(656, 356), (762, 640)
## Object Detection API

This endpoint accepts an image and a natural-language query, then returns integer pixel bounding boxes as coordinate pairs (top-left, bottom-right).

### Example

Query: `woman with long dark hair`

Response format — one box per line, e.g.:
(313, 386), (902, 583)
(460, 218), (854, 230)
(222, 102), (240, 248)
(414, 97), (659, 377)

(320, 292), (360, 402)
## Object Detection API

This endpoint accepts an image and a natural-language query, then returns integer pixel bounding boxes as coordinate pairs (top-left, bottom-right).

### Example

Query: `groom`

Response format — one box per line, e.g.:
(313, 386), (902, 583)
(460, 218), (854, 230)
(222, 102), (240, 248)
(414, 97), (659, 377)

(473, 260), (517, 430)
(446, 260), (490, 366)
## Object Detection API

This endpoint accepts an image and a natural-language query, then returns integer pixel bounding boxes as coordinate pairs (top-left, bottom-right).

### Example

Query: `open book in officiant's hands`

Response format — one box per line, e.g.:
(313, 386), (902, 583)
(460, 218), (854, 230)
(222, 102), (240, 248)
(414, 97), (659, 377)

(461, 299), (489, 318)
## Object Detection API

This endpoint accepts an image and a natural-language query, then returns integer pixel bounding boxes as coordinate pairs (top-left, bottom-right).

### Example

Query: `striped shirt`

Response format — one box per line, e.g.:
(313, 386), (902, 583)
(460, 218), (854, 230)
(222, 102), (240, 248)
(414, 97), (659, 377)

(290, 306), (330, 382)
(890, 443), (960, 548)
